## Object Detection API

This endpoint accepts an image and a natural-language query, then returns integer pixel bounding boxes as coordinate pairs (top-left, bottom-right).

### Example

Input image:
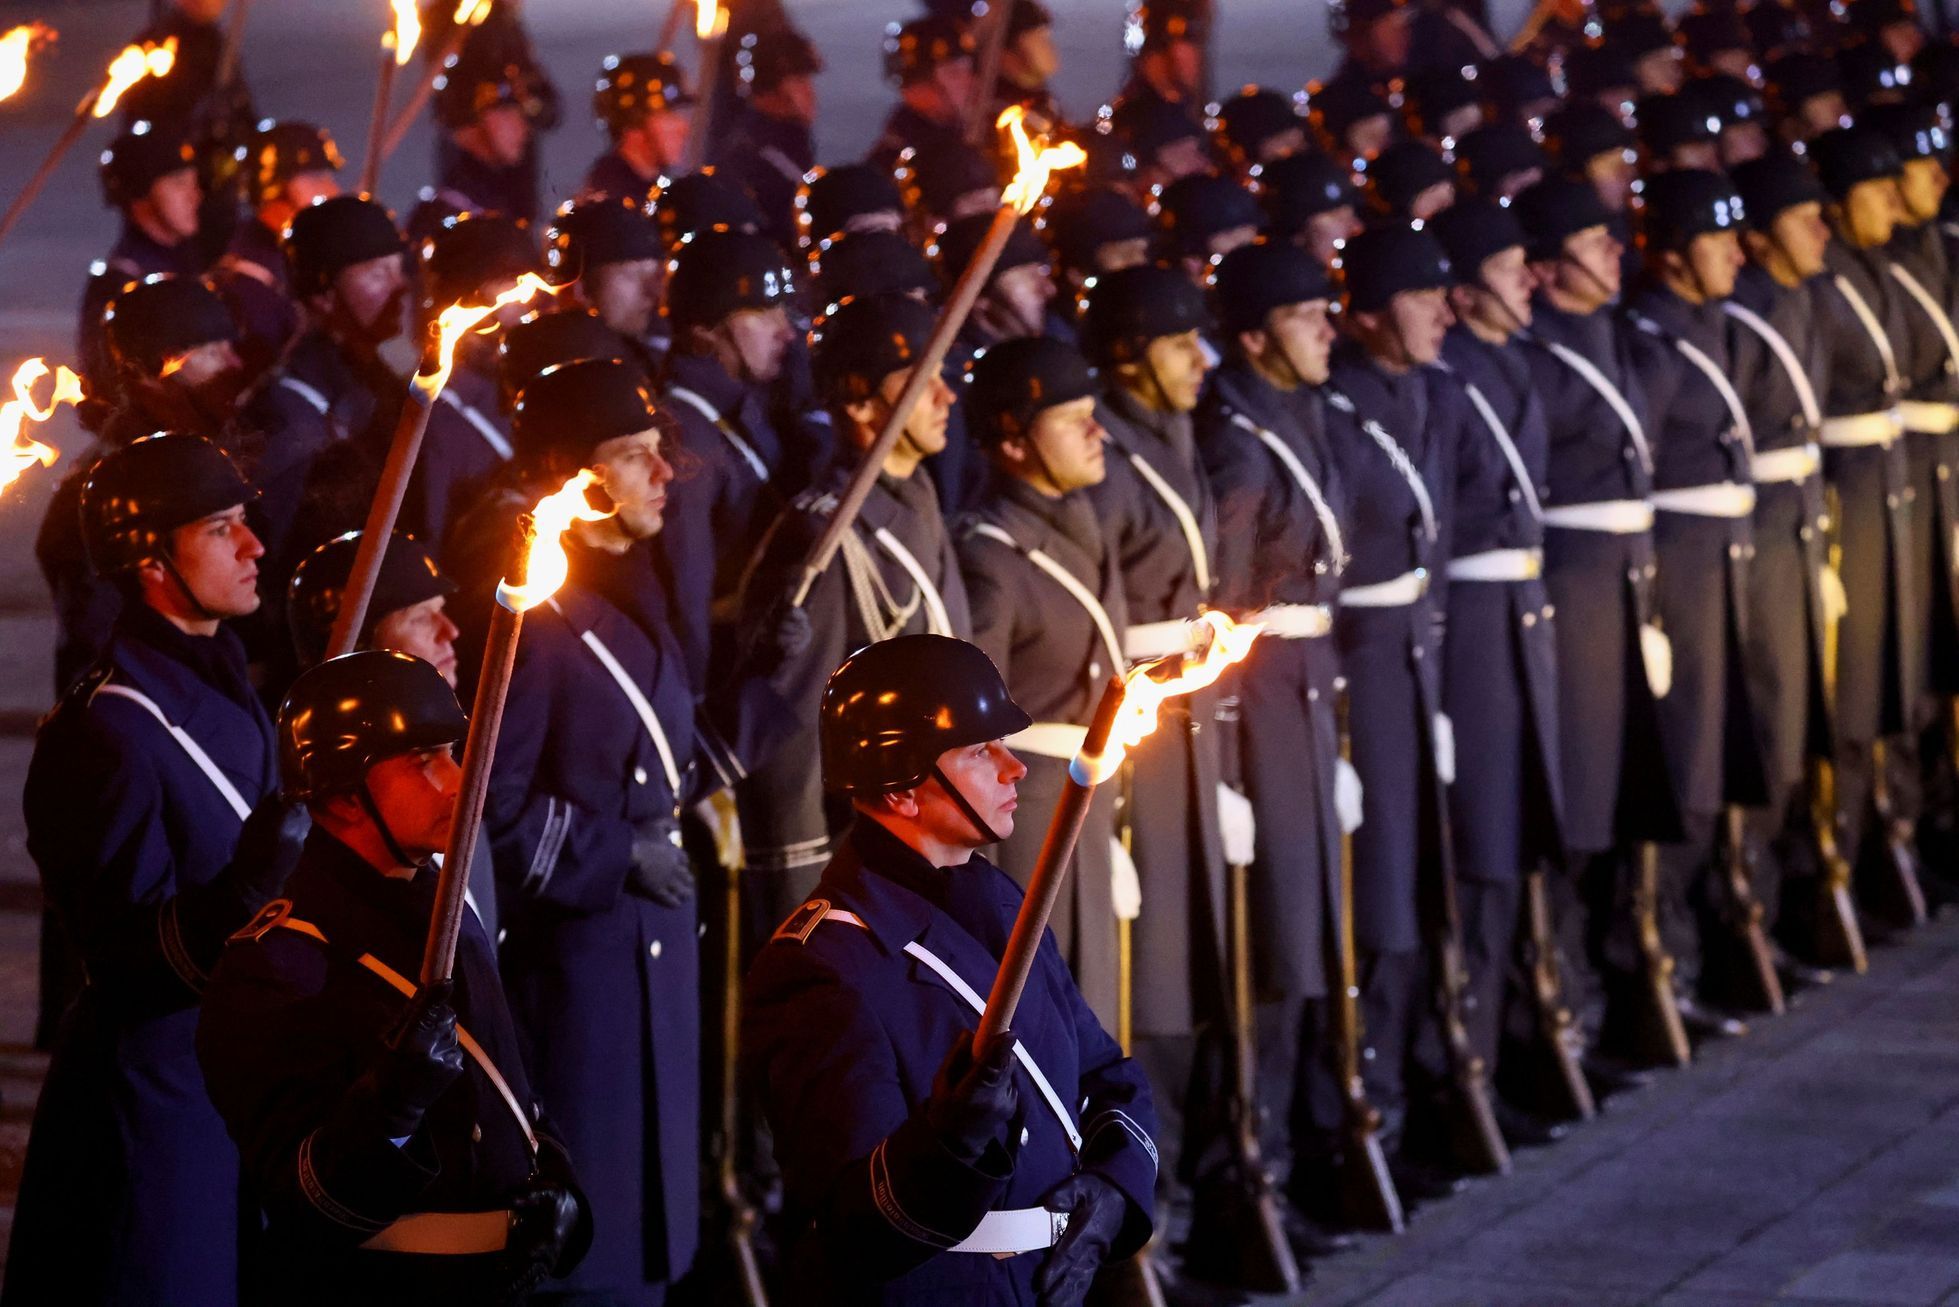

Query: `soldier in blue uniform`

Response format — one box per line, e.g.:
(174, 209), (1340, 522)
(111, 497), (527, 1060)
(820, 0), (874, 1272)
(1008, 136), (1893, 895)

(411, 56), (541, 238)
(197, 651), (589, 1305)
(212, 121), (345, 379)
(869, 14), (978, 170)
(583, 53), (695, 205)
(1255, 151), (1365, 268)
(544, 198), (672, 377)
(483, 359), (702, 1304)
(1115, 0), (1208, 127)
(744, 635), (1159, 1305)
(4, 435), (307, 1307)
(717, 29), (823, 250)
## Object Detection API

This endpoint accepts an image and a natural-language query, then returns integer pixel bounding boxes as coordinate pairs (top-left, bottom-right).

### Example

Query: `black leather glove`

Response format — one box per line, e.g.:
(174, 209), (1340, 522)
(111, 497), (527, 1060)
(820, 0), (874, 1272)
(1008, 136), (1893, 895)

(1035, 1173), (1130, 1307)
(626, 820), (696, 906)
(751, 598), (814, 676)
(925, 1028), (1021, 1164)
(503, 1181), (584, 1299)
(220, 794), (313, 912)
(372, 981), (466, 1139)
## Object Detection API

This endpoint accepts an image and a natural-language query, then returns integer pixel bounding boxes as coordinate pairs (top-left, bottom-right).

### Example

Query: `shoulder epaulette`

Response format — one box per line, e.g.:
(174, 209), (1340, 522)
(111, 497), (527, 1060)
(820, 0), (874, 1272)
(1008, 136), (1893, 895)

(229, 898), (294, 945)
(770, 897), (832, 946)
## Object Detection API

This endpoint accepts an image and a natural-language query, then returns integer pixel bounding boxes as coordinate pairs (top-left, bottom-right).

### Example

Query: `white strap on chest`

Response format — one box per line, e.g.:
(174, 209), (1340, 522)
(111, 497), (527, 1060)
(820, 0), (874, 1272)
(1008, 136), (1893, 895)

(1832, 273), (1904, 394)
(1887, 260), (1959, 381)
(873, 527), (954, 636)
(545, 600), (682, 795)
(94, 682), (253, 821)
(968, 522), (1126, 678)
(666, 385), (770, 482)
(1324, 390), (1438, 542)
(1226, 412), (1348, 568)
(437, 390), (512, 460)
(1666, 330), (1756, 460)
(276, 374), (332, 416)
(1723, 300), (1822, 431)
(1120, 444), (1212, 592)
(1535, 336), (1654, 473)
(821, 908), (1082, 1152)
(1457, 380), (1544, 522)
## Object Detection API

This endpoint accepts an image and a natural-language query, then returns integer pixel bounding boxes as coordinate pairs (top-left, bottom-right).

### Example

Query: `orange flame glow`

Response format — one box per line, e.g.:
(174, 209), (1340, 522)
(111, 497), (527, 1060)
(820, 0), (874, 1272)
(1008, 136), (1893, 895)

(417, 272), (562, 399)
(0, 23), (52, 104)
(453, 0), (493, 26)
(2, 358), (83, 496)
(1074, 612), (1261, 781)
(388, 0), (420, 64)
(93, 36), (177, 118)
(998, 104), (1087, 216)
(696, 0), (728, 41)
(496, 470), (614, 611)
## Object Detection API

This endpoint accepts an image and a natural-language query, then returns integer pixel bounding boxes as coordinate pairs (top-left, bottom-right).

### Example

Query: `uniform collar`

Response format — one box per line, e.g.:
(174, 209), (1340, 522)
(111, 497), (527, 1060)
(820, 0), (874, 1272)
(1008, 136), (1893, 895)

(816, 817), (945, 955)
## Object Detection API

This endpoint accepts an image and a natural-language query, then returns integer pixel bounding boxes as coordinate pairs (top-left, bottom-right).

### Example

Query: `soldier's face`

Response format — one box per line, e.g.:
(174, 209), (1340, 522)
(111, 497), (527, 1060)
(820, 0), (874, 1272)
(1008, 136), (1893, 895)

(1763, 201), (1831, 278)
(1705, 50), (1755, 81)
(723, 305), (795, 384)
(1407, 180), (1456, 222)
(1840, 178), (1903, 247)
(1439, 103), (1486, 143)
(771, 75), (818, 126)
(1255, 125), (1308, 164)
(1385, 286), (1453, 365)
(1797, 91), (1850, 138)
(1719, 122), (1770, 169)
(1259, 298), (1337, 385)
(284, 170), (342, 216)
(861, 364), (953, 458)
(930, 59), (977, 114)
(987, 262), (1056, 337)
(144, 168), (204, 243)
(591, 428), (675, 539)
(334, 253), (409, 344)
(363, 747), (462, 858)
(1900, 158), (1949, 223)
(1021, 395), (1107, 491)
(589, 257), (664, 338)
(1665, 141), (1723, 174)
(1140, 329), (1209, 412)
(1684, 230), (1744, 301)
(164, 338), (246, 400)
(148, 505), (262, 621)
(1152, 136), (1212, 184)
(1345, 114), (1396, 162)
(1585, 149), (1637, 213)
(1882, 18), (1926, 64)
(1009, 27), (1060, 84)
(1470, 245), (1535, 332)
(1556, 223), (1623, 307)
(1094, 236), (1153, 275)
(1304, 205), (1363, 266)
(643, 108), (693, 170)
(374, 597), (460, 686)
(478, 104), (533, 168)
(1634, 48), (1685, 97)
(924, 739), (1027, 846)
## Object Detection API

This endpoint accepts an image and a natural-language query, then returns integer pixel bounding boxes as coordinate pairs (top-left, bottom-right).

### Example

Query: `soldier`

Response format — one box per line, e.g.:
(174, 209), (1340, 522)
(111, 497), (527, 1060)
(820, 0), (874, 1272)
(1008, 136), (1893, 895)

(1846, 0), (1928, 64)
(1635, 88), (1725, 174)
(1211, 87), (1311, 172)
(1043, 185), (1155, 320)
(78, 124), (206, 401)
(496, 308), (635, 417)
(1155, 172), (1266, 287)
(1330, 0), (1416, 85)
(1118, 0), (1210, 119)
(1604, 10), (1687, 96)
(650, 168), (770, 249)
(286, 533), (462, 705)
(413, 54), (539, 237)
(1481, 53), (1563, 131)
(1694, 74), (1774, 170)
(1256, 151), (1365, 267)
(485, 359), (704, 1304)
(1365, 139), (1458, 222)
(544, 198), (671, 375)
(212, 120), (344, 378)
(806, 228), (937, 312)
(870, 14), (979, 170)
(585, 53), (694, 206)
(902, 142), (1005, 237)
(743, 634), (1159, 1304)
(1402, 69), (1487, 147)
(719, 29), (823, 249)
(1105, 94), (1214, 191)
(1623, 170), (1775, 1028)
(797, 163), (910, 249)
(1453, 123), (1547, 202)
(5, 435), (307, 1307)
(1427, 199), (1573, 1135)
(1564, 45), (1644, 127)
(1510, 176), (1679, 1079)
(1765, 52), (1851, 146)
(1677, 6), (1759, 81)
(734, 292), (971, 938)
(989, 0), (1067, 126)
(958, 336), (1124, 1027)
(1305, 75), (1398, 163)
(197, 650), (588, 1304)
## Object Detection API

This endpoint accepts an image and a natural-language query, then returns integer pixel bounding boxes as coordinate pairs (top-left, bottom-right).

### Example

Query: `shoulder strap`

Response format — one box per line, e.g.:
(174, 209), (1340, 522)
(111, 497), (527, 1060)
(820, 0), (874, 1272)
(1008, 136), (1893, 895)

(437, 389), (513, 460)
(1528, 334), (1654, 473)
(1887, 259), (1959, 379)
(544, 600), (682, 796)
(1118, 442), (1213, 592)
(94, 682), (253, 820)
(968, 521), (1126, 675)
(666, 385), (770, 482)
(1323, 388), (1438, 541)
(872, 527), (954, 636)
(1225, 411), (1348, 568)
(276, 374), (332, 416)
(1641, 321), (1754, 461)
(1831, 273), (1904, 393)
(1722, 300), (1823, 430)
(1452, 380), (1544, 522)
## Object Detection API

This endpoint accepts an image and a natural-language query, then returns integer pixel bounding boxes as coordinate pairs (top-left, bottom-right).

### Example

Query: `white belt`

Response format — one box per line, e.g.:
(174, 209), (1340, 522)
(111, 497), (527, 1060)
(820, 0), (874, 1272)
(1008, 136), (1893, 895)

(1339, 569), (1428, 608)
(1650, 482), (1757, 518)
(1006, 722), (1089, 761)
(1900, 400), (1959, 434)
(950, 1206), (1070, 1256)
(93, 683), (254, 820)
(1447, 547), (1543, 581)
(1245, 602), (1332, 638)
(361, 1209), (510, 1254)
(1123, 618), (1198, 660)
(1751, 443), (1821, 484)
(1819, 409), (1904, 447)
(1541, 500), (1656, 534)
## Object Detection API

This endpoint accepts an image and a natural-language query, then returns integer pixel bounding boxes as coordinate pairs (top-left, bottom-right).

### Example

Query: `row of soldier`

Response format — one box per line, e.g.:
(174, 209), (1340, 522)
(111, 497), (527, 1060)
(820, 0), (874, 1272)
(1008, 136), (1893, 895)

(9, 0), (1959, 1301)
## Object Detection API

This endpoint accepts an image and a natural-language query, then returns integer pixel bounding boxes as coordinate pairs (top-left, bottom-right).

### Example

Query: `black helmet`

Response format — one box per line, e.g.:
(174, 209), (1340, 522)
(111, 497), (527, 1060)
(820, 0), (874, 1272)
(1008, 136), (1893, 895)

(1079, 263), (1210, 364)
(736, 28), (824, 95)
(238, 120), (344, 206)
(104, 275), (238, 378)
(1305, 75), (1395, 151)
(1364, 139), (1455, 217)
(650, 169), (766, 248)
(1838, 39), (1917, 108)
(512, 357), (663, 481)
(1808, 125), (1906, 198)
(278, 650), (469, 799)
(1212, 239), (1334, 335)
(1690, 72), (1769, 131)
(900, 142), (1002, 223)
(819, 635), (1031, 794)
(593, 52), (692, 137)
(883, 14), (976, 85)
(798, 163), (908, 247)
(1210, 86), (1307, 165)
(1765, 51), (1844, 118)
(544, 197), (664, 283)
(1255, 151), (1360, 239)
(806, 229), (936, 310)
(284, 195), (407, 298)
(1541, 103), (1637, 172)
(1843, 0), (1920, 39)
(287, 531), (456, 665)
(1565, 44), (1642, 101)
(666, 228), (795, 330)
(810, 292), (938, 404)
(1129, 0), (1210, 51)
(1043, 185), (1154, 277)
(1635, 88), (1725, 154)
(1481, 54), (1561, 125)
(936, 213), (1048, 288)
(1639, 168), (1747, 250)
(433, 54), (528, 131)
(419, 212), (537, 310)
(1403, 69), (1486, 142)
(1676, 7), (1753, 66)
(1107, 93), (1208, 167)
(1512, 175), (1614, 259)
(1453, 123), (1547, 196)
(1862, 100), (1954, 161)
(1338, 223), (1453, 313)
(1730, 152), (1829, 223)
(80, 433), (256, 575)
(1153, 172), (1264, 257)
(497, 308), (633, 410)
(1430, 197), (1530, 278)
(99, 123), (196, 208)
(966, 335), (1099, 442)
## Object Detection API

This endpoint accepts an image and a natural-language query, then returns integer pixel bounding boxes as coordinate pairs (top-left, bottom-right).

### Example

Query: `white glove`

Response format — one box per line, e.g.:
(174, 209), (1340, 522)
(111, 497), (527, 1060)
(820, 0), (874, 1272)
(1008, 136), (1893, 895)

(1335, 758), (1365, 834)
(1640, 621), (1674, 700)
(1819, 564), (1849, 628)
(1215, 782), (1257, 866)
(1109, 837), (1142, 921)
(1432, 712), (1457, 786)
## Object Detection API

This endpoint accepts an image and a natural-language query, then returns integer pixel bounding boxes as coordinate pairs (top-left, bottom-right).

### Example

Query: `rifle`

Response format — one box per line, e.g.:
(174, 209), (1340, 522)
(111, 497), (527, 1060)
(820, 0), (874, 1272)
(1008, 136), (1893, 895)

(1806, 488), (1869, 971)
(1706, 805), (1786, 1015)
(1617, 843), (1692, 1067)
(1328, 686), (1406, 1232)
(1506, 869), (1597, 1123)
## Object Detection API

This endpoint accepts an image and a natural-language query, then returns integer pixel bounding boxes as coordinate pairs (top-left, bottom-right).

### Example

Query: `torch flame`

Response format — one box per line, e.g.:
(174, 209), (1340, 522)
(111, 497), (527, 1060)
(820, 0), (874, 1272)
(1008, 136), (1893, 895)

(417, 272), (562, 399)
(453, 0), (493, 26)
(495, 470), (614, 611)
(1089, 612), (1261, 774)
(94, 36), (177, 118)
(389, 0), (420, 64)
(0, 23), (51, 104)
(997, 104), (1087, 216)
(696, 0), (728, 41)
(2, 358), (83, 497)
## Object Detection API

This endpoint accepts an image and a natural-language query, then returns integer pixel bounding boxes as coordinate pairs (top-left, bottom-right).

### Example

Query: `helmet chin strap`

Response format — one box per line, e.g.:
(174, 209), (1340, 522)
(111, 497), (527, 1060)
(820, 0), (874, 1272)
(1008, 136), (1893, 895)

(159, 553), (223, 624)
(929, 762), (1006, 846)
(357, 782), (421, 871)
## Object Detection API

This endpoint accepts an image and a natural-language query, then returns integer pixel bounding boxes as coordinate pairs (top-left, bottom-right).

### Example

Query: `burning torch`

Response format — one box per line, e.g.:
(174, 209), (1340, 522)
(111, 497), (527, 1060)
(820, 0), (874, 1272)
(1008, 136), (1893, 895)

(324, 271), (559, 659)
(2, 358), (83, 501)
(975, 612), (1261, 1045)
(0, 36), (177, 249)
(422, 471), (610, 985)
(789, 106), (1083, 606)
(680, 0), (729, 172)
(0, 23), (54, 105)
(379, 0), (493, 164)
(360, 0), (422, 195)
